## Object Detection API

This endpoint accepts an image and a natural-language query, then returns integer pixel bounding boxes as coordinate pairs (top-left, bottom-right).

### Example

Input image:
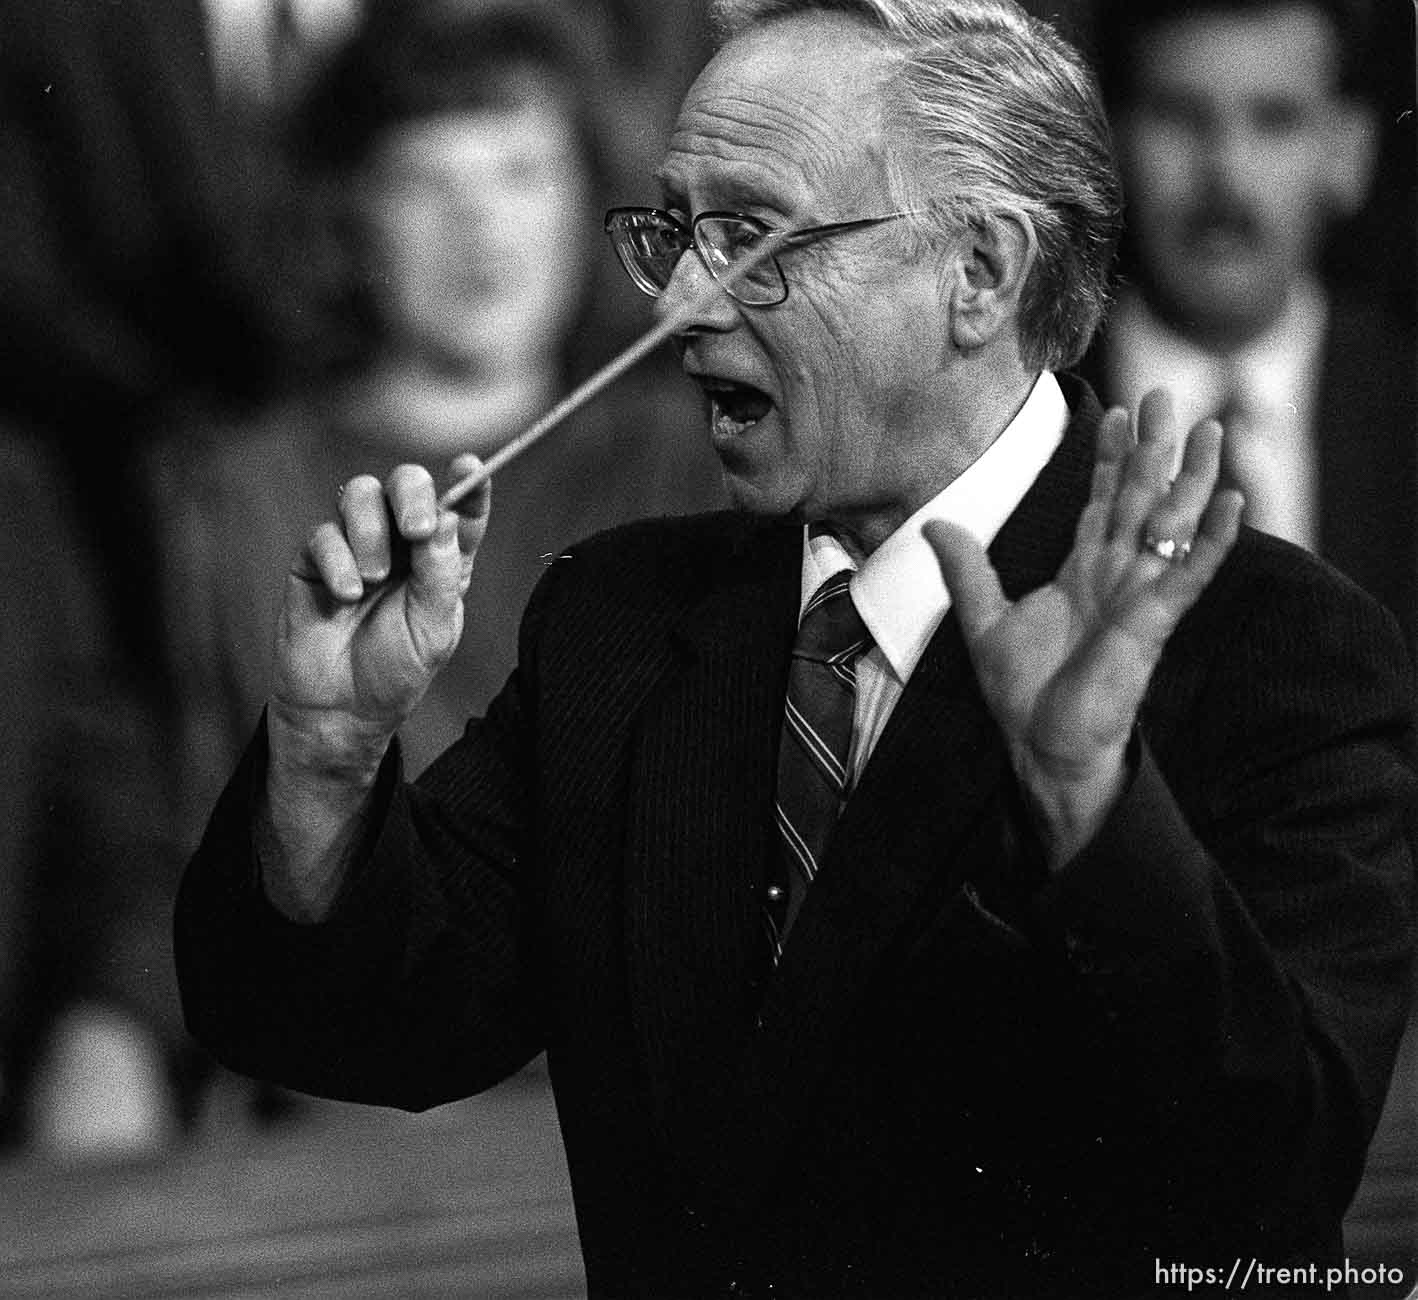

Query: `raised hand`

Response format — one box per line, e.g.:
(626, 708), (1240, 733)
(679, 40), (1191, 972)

(259, 455), (490, 920)
(270, 455), (490, 757)
(925, 390), (1244, 868)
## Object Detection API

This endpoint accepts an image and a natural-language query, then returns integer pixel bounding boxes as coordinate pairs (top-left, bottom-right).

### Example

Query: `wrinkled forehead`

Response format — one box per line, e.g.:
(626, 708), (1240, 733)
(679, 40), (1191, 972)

(657, 12), (898, 214)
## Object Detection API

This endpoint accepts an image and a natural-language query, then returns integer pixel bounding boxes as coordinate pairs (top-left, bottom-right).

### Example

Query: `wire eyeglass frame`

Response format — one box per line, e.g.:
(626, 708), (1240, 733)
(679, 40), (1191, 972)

(604, 206), (923, 307)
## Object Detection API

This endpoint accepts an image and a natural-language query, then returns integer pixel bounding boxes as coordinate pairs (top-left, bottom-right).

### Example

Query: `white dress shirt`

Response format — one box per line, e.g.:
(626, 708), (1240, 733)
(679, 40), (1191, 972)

(1105, 282), (1327, 552)
(800, 372), (1070, 787)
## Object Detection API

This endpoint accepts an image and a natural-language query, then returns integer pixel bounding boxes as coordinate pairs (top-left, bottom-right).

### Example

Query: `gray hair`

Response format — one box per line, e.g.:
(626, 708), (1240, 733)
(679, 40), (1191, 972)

(709, 0), (1122, 370)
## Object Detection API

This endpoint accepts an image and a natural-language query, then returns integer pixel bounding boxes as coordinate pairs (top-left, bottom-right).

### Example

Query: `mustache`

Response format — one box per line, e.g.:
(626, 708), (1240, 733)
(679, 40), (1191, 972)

(1175, 193), (1264, 248)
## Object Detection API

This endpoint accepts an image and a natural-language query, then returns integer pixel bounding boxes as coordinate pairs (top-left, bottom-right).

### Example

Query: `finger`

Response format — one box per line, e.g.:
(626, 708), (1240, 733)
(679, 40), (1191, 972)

(447, 453), (493, 559)
(1177, 411), (1224, 482)
(1142, 418), (1223, 551)
(406, 508), (469, 650)
(385, 463), (440, 540)
(1135, 387), (1180, 453)
(1107, 417), (1175, 546)
(304, 520), (364, 602)
(1077, 407), (1133, 555)
(339, 474), (393, 582)
(1133, 387), (1185, 502)
(1151, 487), (1244, 615)
(1094, 404), (1135, 474)
(1184, 486), (1245, 579)
(1090, 406), (1132, 498)
(924, 519), (1008, 643)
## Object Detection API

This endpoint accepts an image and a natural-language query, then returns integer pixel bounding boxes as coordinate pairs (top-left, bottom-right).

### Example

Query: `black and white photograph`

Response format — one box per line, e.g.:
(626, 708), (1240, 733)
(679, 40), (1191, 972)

(0, 1), (1413, 1296)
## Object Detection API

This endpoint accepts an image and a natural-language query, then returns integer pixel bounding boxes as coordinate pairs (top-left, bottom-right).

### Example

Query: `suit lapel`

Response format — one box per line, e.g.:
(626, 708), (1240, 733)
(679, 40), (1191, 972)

(706, 381), (1105, 1201)
(621, 382), (1102, 1204)
(774, 378), (1102, 984)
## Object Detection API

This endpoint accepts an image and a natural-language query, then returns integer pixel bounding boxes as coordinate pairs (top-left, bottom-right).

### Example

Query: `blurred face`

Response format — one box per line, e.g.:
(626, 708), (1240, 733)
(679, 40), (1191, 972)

(656, 14), (960, 544)
(363, 77), (591, 375)
(1114, 4), (1369, 346)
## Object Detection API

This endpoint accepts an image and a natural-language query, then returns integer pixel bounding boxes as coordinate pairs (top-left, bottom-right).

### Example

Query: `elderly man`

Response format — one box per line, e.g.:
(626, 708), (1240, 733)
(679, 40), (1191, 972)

(175, 1), (1416, 1296)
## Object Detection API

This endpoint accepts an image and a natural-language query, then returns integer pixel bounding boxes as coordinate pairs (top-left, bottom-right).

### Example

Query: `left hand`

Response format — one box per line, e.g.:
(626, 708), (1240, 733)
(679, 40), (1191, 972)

(925, 389), (1244, 869)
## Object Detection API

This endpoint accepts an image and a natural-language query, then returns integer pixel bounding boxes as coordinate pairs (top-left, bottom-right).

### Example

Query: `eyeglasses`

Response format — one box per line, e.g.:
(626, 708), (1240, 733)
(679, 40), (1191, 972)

(603, 206), (921, 307)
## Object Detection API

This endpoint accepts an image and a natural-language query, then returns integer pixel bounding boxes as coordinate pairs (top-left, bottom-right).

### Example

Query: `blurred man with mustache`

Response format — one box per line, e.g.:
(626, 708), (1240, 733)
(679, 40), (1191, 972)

(1084, 0), (1417, 644)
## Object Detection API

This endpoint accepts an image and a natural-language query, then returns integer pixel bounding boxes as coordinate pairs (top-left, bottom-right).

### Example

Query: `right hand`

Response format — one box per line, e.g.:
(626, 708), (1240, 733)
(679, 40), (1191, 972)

(269, 454), (492, 771)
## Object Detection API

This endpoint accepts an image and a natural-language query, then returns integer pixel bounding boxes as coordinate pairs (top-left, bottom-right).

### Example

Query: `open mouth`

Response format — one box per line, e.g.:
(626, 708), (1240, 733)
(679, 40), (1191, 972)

(700, 378), (773, 437)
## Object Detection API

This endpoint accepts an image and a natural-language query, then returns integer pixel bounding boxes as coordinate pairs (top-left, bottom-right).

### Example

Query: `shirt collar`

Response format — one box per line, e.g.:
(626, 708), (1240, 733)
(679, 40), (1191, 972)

(1230, 281), (1326, 418)
(1108, 281), (1327, 431)
(801, 371), (1069, 682)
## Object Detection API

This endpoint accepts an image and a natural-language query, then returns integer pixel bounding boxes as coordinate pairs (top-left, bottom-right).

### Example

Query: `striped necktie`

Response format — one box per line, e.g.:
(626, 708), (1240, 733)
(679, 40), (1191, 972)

(768, 570), (872, 960)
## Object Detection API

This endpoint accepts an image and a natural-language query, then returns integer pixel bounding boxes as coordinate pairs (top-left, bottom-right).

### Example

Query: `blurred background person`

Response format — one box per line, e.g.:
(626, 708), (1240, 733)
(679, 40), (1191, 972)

(1079, 5), (1417, 1261)
(0, 0), (309, 1159)
(1079, 0), (1417, 646)
(0, 0), (720, 1162)
(143, 0), (727, 849)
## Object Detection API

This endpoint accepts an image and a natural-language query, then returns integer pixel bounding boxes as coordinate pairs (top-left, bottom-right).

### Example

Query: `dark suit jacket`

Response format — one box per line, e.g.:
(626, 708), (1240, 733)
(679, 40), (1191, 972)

(1080, 294), (1418, 649)
(175, 380), (1417, 1299)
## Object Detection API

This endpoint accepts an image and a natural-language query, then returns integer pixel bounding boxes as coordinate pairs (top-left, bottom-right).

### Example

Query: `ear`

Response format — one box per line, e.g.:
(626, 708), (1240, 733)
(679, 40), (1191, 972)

(1324, 99), (1378, 219)
(944, 209), (1038, 353)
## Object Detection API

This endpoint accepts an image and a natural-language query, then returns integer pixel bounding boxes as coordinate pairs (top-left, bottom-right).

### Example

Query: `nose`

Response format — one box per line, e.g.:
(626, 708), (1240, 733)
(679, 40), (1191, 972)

(653, 243), (740, 335)
(432, 170), (501, 252)
(1198, 120), (1259, 193)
